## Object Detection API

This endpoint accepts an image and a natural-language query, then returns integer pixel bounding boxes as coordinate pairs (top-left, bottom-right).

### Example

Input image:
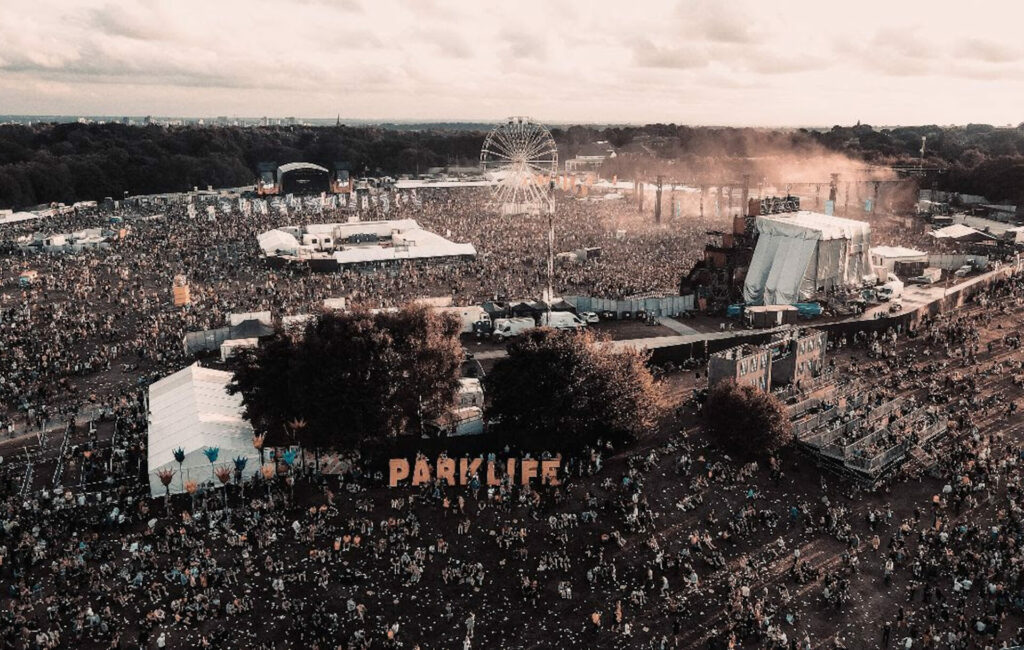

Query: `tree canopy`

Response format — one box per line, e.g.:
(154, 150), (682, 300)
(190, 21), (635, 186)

(703, 381), (792, 459)
(227, 306), (463, 452)
(484, 328), (661, 452)
(7, 121), (1024, 210)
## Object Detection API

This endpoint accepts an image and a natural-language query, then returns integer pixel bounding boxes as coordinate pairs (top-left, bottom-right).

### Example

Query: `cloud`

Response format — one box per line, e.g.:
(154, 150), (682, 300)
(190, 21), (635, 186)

(631, 39), (709, 70)
(2, 0), (1024, 126)
(956, 38), (1020, 64)
(501, 30), (547, 62)
(678, 0), (761, 44)
(85, 3), (174, 41)
(417, 29), (474, 60)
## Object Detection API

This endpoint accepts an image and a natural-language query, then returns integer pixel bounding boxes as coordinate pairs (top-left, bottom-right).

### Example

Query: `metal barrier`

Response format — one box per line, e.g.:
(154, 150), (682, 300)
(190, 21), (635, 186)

(564, 294), (695, 318)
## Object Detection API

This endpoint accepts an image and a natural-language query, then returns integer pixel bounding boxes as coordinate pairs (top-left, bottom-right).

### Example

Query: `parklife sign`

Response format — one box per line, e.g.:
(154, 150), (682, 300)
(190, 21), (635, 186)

(389, 457), (560, 487)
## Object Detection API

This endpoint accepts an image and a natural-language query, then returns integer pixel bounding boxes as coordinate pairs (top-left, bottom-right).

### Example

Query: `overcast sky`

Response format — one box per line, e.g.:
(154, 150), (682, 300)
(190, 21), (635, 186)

(1, 0), (1022, 126)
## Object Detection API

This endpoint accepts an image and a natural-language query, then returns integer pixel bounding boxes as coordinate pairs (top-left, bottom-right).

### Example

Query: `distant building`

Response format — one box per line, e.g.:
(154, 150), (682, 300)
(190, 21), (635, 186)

(870, 246), (928, 274)
(565, 141), (616, 172)
(976, 204), (1019, 222)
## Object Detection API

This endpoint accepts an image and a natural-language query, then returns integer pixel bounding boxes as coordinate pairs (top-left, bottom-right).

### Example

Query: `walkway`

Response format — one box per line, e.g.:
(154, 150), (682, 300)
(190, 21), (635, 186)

(656, 316), (701, 336)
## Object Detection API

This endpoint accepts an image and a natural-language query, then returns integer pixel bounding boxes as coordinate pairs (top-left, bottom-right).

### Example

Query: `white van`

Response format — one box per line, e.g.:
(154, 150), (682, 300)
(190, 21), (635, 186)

(491, 317), (536, 341)
(539, 311), (587, 330)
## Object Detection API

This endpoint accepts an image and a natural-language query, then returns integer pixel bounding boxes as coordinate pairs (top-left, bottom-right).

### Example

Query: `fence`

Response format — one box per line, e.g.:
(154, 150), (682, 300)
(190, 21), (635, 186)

(564, 294), (695, 318)
(183, 327), (232, 355)
(928, 253), (989, 271)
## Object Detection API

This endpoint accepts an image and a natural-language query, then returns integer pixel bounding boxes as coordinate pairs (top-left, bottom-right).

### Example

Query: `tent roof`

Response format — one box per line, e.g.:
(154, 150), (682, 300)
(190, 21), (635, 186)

(744, 211), (871, 305)
(229, 319), (275, 339)
(257, 229), (299, 254)
(756, 211), (871, 241)
(147, 363), (253, 470)
(277, 162), (329, 175)
(930, 224), (996, 240)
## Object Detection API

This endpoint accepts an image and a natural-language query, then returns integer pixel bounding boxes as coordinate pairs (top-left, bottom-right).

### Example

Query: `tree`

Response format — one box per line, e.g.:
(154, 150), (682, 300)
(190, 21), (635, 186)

(703, 381), (792, 458)
(484, 328), (661, 452)
(228, 306), (463, 452)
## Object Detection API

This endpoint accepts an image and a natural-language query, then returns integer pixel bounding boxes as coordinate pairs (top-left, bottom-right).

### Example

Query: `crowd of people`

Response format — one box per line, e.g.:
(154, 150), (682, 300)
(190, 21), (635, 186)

(0, 188), (718, 436)
(2, 189), (1024, 648)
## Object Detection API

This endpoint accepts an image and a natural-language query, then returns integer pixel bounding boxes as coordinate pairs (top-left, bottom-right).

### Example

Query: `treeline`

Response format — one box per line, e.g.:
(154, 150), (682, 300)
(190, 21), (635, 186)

(0, 123), (484, 209)
(806, 123), (1024, 203)
(4, 121), (1024, 209)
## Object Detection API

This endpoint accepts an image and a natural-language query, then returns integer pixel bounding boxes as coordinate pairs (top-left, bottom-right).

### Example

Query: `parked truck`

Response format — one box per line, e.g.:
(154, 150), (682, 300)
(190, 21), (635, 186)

(491, 317), (536, 341)
(877, 277), (904, 302)
(908, 267), (942, 285)
(538, 311), (587, 330)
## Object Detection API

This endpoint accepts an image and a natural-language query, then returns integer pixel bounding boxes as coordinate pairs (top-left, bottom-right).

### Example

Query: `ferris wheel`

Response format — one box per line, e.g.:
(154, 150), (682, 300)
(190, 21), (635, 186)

(480, 116), (558, 215)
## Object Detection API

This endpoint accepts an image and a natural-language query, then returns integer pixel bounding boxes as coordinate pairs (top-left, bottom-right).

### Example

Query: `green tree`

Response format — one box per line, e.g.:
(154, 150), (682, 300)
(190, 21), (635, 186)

(485, 328), (661, 452)
(704, 381), (792, 458)
(228, 306), (463, 452)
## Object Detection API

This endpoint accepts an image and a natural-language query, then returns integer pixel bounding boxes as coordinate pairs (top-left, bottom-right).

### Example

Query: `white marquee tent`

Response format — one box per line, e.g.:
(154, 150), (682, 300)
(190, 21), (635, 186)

(147, 363), (260, 497)
(743, 211), (871, 305)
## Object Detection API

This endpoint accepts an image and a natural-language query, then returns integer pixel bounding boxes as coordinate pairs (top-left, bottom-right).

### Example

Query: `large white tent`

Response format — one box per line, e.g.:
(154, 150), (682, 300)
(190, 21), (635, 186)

(743, 211), (871, 305)
(147, 363), (260, 497)
(257, 219), (476, 265)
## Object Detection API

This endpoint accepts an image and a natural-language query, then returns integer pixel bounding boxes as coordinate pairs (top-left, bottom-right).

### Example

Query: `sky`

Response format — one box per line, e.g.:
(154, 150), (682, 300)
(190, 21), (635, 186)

(1, 0), (1023, 126)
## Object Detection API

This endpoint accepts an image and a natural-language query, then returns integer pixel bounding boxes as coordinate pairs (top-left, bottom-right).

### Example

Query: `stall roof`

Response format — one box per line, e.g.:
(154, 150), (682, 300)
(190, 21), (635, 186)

(931, 224), (997, 240)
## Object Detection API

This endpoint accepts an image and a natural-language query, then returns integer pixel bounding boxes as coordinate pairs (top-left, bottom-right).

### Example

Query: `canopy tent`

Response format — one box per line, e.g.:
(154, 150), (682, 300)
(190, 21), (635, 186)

(930, 223), (997, 242)
(257, 229), (299, 255)
(147, 363), (260, 497)
(0, 211), (40, 225)
(743, 211), (871, 305)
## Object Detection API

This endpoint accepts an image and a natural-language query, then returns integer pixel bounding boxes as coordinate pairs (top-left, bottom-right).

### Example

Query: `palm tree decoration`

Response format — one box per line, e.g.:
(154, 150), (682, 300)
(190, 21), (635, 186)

(184, 479), (198, 512)
(215, 466), (232, 508)
(233, 456), (248, 498)
(157, 468), (175, 509)
(260, 463), (275, 500)
(282, 448), (299, 468)
(252, 434), (266, 465)
(203, 447), (219, 481)
(281, 449), (299, 500)
(172, 447), (186, 491)
(287, 417), (307, 471)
